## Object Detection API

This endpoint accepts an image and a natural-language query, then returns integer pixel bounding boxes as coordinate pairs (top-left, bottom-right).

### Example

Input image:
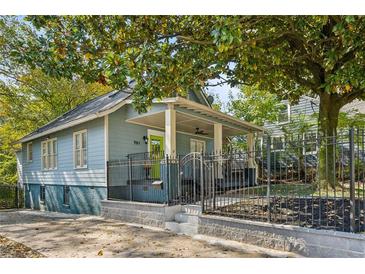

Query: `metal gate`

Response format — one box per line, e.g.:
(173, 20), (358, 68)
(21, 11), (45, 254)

(179, 152), (203, 204)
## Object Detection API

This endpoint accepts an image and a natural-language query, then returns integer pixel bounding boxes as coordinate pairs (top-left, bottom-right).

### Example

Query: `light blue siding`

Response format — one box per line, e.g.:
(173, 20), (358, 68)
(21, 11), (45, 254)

(23, 117), (106, 215)
(109, 106), (214, 160)
(22, 117), (106, 188)
(108, 107), (148, 159)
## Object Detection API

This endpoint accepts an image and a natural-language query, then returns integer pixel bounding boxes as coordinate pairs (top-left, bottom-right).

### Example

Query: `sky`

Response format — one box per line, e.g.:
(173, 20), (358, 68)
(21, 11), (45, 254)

(207, 83), (240, 104)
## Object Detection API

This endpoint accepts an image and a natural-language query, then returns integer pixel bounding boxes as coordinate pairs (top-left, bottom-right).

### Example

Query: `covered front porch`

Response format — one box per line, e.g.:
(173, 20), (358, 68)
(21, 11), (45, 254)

(126, 97), (263, 156)
(107, 97), (264, 204)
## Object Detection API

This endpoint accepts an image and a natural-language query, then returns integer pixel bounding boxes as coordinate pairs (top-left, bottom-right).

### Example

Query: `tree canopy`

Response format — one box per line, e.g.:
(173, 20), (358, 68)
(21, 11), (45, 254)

(0, 17), (111, 184)
(228, 85), (284, 126)
(18, 16), (365, 132)
(3, 15), (365, 187)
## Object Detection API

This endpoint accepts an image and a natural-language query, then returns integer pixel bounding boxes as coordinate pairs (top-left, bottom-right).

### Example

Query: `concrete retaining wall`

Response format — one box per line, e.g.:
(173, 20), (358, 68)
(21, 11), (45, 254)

(101, 200), (181, 228)
(199, 214), (365, 257)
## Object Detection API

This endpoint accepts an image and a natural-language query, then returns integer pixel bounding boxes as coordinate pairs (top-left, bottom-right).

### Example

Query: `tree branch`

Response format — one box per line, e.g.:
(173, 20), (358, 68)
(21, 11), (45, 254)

(176, 35), (214, 46)
(330, 48), (358, 74)
(344, 88), (365, 104)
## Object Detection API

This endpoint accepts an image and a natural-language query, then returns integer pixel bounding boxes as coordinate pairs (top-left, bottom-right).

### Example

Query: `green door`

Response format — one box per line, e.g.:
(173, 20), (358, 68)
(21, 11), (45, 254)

(149, 135), (164, 178)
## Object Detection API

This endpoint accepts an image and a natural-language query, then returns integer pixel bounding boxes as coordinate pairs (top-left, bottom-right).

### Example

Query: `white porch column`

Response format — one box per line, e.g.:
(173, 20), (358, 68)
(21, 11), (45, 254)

(214, 123), (223, 179)
(214, 123), (223, 154)
(165, 104), (176, 157)
(247, 132), (256, 168)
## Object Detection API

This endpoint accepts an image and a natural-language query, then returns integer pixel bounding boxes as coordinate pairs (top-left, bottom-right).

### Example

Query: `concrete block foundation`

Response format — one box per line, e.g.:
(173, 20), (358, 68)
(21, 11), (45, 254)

(101, 200), (181, 228)
(199, 214), (365, 258)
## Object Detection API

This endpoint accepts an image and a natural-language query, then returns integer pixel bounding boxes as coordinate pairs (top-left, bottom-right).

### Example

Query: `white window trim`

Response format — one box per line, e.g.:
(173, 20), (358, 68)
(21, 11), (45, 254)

(73, 129), (88, 169)
(303, 132), (318, 155)
(147, 129), (165, 153)
(26, 142), (33, 162)
(41, 138), (58, 171)
(190, 138), (206, 153)
(271, 136), (285, 152)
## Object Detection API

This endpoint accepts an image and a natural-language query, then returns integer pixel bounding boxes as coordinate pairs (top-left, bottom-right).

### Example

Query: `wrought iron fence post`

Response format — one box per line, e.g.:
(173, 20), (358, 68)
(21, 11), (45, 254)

(200, 153), (204, 212)
(128, 156), (133, 201)
(266, 136), (271, 223)
(106, 161), (110, 200)
(15, 184), (19, 208)
(212, 155), (216, 210)
(349, 127), (356, 233)
(177, 155), (182, 204)
(166, 154), (170, 205)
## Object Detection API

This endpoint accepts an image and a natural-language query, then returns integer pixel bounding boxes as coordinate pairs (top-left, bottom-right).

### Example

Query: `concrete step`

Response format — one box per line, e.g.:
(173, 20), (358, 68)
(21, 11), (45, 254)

(182, 205), (202, 215)
(165, 221), (198, 236)
(179, 222), (198, 236)
(165, 221), (181, 234)
(174, 212), (199, 224)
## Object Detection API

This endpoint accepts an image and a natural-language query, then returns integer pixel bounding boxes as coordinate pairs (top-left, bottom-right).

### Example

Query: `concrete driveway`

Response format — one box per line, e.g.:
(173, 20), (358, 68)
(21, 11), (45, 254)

(0, 210), (292, 258)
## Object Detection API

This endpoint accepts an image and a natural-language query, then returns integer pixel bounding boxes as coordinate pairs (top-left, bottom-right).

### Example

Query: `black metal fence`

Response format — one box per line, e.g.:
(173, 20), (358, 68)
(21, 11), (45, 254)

(107, 151), (204, 205)
(202, 128), (365, 233)
(0, 184), (24, 209)
(107, 128), (365, 233)
(107, 152), (180, 204)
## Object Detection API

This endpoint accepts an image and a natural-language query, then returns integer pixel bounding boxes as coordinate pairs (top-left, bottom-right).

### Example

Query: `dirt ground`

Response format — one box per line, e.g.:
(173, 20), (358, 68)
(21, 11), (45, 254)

(0, 210), (277, 258)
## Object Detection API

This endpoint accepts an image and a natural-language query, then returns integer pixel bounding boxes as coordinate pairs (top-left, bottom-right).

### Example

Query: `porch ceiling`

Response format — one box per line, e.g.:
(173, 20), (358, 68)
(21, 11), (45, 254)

(126, 110), (246, 138)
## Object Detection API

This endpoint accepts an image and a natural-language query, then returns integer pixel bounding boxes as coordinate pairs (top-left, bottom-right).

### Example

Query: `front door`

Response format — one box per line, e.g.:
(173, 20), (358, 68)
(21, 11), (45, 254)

(149, 135), (164, 178)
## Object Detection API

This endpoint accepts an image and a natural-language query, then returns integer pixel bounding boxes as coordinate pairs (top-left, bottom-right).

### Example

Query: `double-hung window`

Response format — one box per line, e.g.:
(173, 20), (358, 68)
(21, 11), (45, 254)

(277, 104), (291, 124)
(304, 132), (318, 155)
(271, 136), (284, 151)
(190, 139), (206, 153)
(26, 142), (33, 162)
(73, 130), (87, 169)
(41, 138), (57, 170)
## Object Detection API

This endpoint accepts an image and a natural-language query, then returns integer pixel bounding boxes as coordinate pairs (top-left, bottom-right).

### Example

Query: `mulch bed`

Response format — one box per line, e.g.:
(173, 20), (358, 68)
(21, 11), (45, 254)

(207, 196), (365, 233)
(0, 235), (45, 258)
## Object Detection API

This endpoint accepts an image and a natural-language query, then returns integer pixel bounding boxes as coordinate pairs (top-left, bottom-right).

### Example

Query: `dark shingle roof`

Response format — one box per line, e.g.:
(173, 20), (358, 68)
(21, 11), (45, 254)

(19, 87), (132, 142)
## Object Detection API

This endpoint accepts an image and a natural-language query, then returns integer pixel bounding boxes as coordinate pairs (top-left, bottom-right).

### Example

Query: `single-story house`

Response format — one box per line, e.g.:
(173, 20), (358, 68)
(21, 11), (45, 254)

(17, 83), (263, 215)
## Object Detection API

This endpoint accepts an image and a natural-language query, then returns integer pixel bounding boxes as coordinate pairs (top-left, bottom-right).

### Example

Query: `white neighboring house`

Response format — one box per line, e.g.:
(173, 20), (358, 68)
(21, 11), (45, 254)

(264, 96), (365, 152)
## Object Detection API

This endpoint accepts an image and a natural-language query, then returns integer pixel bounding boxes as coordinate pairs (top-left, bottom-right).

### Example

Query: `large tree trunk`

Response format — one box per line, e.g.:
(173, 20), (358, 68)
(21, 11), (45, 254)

(318, 92), (342, 190)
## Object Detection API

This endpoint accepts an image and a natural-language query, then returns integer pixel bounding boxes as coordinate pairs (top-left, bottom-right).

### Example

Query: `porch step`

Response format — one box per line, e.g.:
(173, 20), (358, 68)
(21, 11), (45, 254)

(182, 205), (202, 215)
(174, 212), (199, 224)
(165, 221), (198, 236)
